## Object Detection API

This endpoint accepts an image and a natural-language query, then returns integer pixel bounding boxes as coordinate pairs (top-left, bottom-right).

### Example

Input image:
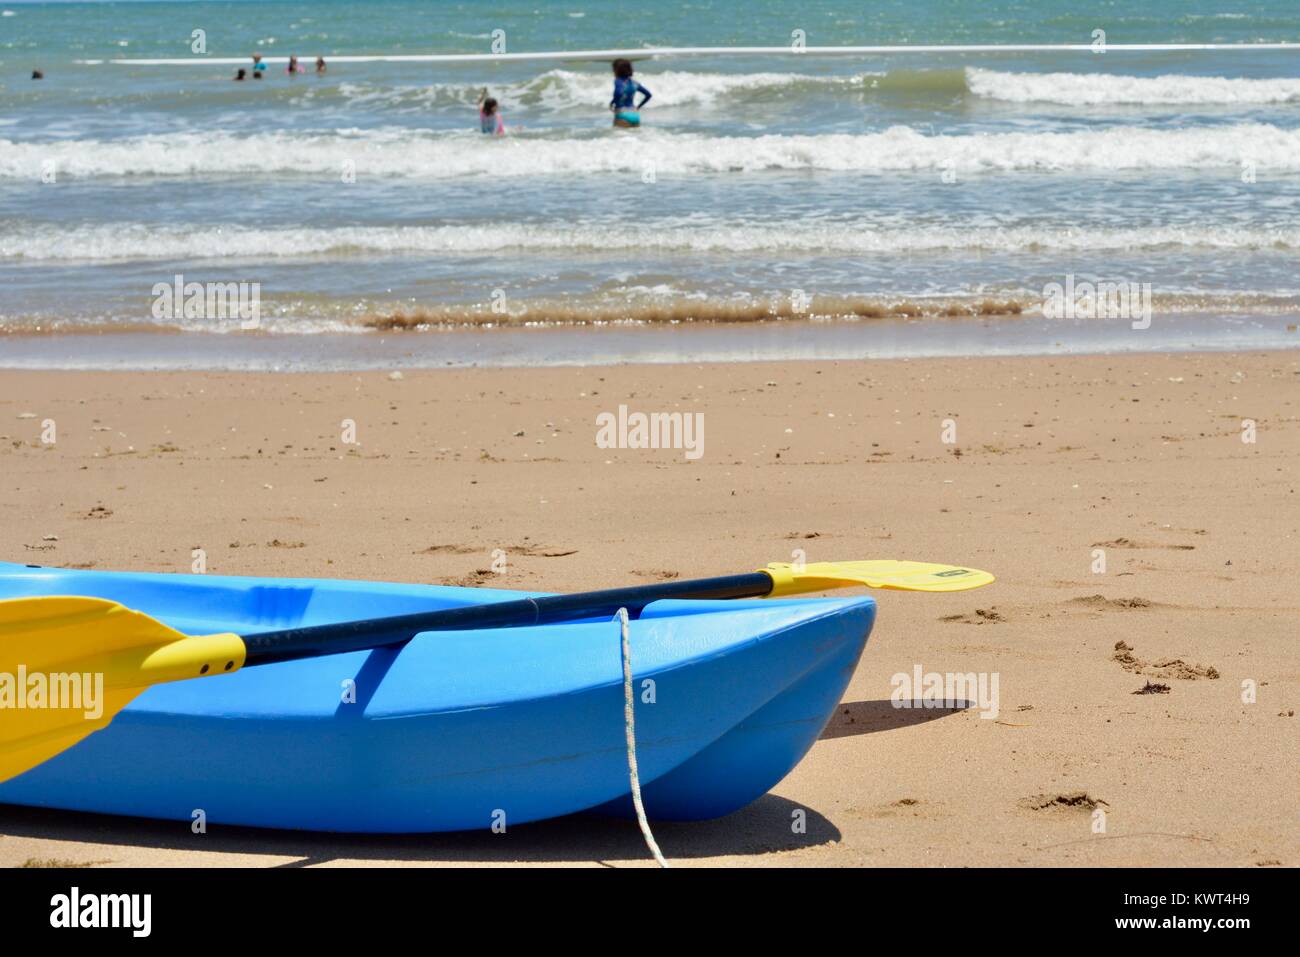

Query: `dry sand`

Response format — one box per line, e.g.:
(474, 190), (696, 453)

(0, 351), (1297, 867)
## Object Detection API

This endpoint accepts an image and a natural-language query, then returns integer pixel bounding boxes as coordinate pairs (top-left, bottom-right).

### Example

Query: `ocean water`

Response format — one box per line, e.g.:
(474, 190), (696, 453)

(1, 0), (1299, 363)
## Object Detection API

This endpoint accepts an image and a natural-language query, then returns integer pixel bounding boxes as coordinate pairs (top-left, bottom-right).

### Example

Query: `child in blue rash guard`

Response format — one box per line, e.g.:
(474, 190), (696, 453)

(609, 58), (651, 127)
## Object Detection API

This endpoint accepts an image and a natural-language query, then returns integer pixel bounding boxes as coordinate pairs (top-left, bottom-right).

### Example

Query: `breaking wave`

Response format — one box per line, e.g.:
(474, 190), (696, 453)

(3, 123), (1297, 181)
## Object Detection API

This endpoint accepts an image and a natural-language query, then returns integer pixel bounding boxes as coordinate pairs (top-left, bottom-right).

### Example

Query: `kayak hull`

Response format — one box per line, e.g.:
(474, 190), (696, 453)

(0, 562), (874, 833)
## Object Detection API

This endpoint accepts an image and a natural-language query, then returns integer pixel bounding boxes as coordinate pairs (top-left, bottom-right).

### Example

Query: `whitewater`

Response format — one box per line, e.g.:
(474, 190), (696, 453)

(4, 123), (1299, 181)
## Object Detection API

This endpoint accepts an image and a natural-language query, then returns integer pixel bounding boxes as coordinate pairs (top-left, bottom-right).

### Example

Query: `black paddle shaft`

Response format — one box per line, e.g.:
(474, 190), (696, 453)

(241, 571), (776, 665)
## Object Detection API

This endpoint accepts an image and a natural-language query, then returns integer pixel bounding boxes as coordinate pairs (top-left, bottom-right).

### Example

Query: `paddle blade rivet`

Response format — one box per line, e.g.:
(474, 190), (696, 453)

(199, 664), (210, 675)
(224, 660), (234, 671)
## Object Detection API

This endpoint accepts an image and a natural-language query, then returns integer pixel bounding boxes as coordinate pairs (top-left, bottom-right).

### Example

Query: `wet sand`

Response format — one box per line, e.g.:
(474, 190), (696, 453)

(0, 351), (1297, 867)
(1, 310), (1297, 371)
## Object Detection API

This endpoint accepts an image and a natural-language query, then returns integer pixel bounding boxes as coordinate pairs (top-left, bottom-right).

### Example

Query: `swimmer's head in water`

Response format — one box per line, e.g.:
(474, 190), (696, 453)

(612, 58), (634, 79)
(482, 97), (499, 115)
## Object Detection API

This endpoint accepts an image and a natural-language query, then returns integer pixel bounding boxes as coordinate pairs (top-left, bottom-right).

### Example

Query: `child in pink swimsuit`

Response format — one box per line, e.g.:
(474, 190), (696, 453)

(477, 89), (505, 136)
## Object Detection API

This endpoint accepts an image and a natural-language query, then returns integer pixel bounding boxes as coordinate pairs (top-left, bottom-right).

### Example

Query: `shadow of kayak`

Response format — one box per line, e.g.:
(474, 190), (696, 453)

(0, 792), (839, 866)
(819, 698), (974, 740)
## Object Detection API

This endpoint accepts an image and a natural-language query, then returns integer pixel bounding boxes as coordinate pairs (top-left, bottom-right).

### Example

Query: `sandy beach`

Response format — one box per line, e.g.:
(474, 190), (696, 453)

(1, 350), (1295, 867)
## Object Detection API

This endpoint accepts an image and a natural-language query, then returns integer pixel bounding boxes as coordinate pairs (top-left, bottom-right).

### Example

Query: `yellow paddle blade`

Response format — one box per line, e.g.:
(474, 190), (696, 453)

(0, 596), (245, 783)
(762, 560), (995, 596)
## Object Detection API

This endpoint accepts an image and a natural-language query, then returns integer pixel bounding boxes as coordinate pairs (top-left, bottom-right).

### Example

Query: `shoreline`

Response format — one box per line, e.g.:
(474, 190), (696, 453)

(1, 350), (1296, 866)
(1, 312), (1297, 371)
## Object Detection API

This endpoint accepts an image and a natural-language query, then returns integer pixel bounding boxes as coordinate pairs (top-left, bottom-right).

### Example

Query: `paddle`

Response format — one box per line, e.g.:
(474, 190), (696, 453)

(0, 559), (992, 782)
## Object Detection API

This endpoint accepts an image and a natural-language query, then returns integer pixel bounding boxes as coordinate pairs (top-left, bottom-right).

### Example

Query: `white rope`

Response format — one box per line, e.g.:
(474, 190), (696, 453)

(616, 607), (669, 868)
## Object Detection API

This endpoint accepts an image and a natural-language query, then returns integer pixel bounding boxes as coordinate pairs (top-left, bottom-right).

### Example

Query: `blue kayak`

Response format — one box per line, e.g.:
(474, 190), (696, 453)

(0, 561), (874, 833)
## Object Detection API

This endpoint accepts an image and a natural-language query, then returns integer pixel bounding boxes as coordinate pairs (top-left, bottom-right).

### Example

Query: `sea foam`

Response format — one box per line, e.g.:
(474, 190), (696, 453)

(967, 68), (1300, 105)
(2, 123), (1296, 181)
(6, 221), (1298, 264)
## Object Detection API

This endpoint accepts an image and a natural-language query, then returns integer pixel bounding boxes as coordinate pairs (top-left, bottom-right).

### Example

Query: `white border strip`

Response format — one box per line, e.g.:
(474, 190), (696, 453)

(102, 43), (1300, 66)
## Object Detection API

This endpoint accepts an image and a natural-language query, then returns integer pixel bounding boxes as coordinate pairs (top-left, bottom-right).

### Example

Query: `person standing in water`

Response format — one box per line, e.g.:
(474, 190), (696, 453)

(477, 88), (505, 136)
(609, 58), (651, 128)
(315, 56), (327, 74)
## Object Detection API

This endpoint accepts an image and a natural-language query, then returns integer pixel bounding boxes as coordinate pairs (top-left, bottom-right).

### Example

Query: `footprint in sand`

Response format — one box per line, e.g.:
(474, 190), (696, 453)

(1070, 594), (1154, 610)
(1092, 537), (1195, 551)
(1112, 641), (1219, 680)
(939, 607), (1005, 624)
(445, 569), (497, 587)
(511, 545), (579, 558)
(632, 569), (680, 581)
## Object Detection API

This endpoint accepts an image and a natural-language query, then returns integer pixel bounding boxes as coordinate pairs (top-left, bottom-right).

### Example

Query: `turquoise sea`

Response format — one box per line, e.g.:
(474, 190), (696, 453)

(1, 1), (1299, 365)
